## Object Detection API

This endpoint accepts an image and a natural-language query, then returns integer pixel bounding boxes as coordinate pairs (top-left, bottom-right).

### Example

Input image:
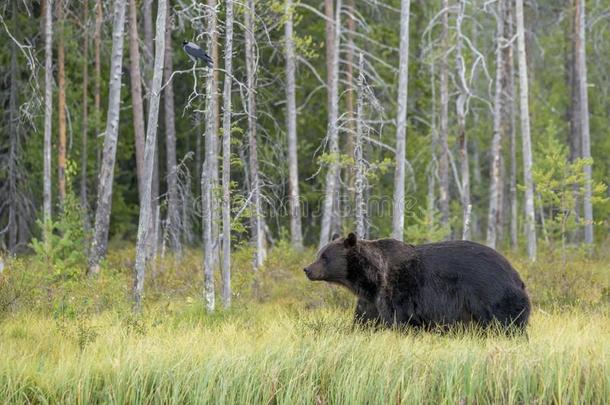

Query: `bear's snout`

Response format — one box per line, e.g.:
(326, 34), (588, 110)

(303, 264), (322, 280)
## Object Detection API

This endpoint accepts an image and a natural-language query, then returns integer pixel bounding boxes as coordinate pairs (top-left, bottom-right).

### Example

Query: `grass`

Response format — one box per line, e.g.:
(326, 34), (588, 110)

(0, 244), (609, 404)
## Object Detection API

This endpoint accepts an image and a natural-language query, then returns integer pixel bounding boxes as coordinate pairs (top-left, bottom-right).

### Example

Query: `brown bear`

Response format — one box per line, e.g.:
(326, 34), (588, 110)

(304, 233), (531, 332)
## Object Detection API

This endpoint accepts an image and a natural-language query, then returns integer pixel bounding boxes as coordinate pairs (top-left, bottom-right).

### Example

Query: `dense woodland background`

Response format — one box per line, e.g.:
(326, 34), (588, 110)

(0, 0), (609, 310)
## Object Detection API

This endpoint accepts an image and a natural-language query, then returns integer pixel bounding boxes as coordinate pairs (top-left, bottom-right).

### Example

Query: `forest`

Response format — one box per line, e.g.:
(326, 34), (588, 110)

(0, 0), (609, 403)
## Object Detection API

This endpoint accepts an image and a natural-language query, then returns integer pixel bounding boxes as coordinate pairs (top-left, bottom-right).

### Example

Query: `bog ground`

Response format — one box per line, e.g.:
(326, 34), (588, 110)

(1, 246), (608, 404)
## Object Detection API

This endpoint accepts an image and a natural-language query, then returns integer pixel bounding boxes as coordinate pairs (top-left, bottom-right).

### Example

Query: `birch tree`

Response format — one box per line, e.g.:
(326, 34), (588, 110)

(81, 0), (90, 214)
(455, 0), (470, 240)
(203, 0), (221, 310)
(574, 0), (593, 245)
(163, 9), (181, 254)
(88, 0), (128, 276)
(505, 3), (518, 249)
(285, 0), (303, 249)
(438, 0), (450, 232)
(391, 0), (411, 241)
(486, 0), (505, 248)
(221, 0), (235, 308)
(56, 0), (67, 206)
(94, 0), (102, 178)
(354, 53), (367, 239)
(515, 0), (537, 260)
(319, 0), (342, 249)
(43, 0), (53, 235)
(134, 0), (167, 311)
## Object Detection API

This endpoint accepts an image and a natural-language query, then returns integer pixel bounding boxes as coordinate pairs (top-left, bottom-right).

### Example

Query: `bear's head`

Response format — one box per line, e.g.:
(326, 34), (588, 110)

(303, 232), (357, 282)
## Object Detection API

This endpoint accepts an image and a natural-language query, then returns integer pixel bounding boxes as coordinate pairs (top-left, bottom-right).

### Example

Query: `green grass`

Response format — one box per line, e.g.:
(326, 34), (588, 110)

(0, 244), (609, 404)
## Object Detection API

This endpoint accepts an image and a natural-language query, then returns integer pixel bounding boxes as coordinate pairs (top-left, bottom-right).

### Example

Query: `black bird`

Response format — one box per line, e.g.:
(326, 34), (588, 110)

(182, 41), (213, 68)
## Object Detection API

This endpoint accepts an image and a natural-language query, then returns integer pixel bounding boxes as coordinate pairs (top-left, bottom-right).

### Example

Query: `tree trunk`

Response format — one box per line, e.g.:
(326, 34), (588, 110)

(319, 0), (342, 248)
(203, 0), (221, 310)
(163, 9), (181, 254)
(221, 0), (235, 308)
(88, 0), (128, 276)
(506, 2), (518, 250)
(128, 0), (146, 205)
(515, 0), (537, 260)
(57, 0), (67, 206)
(133, 0), (167, 312)
(7, 7), (19, 252)
(487, 0), (505, 248)
(574, 0), (593, 245)
(456, 0), (470, 240)
(354, 53), (367, 239)
(391, 0), (411, 241)
(81, 0), (90, 216)
(94, 0), (102, 192)
(438, 0), (450, 233)
(244, 0), (266, 267)
(285, 0), (303, 249)
(43, 0), (53, 234)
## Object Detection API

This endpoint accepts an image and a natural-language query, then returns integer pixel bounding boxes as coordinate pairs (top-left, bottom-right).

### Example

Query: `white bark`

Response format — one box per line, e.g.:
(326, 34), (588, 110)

(355, 53), (367, 239)
(575, 0), (593, 245)
(43, 0), (53, 231)
(456, 0), (470, 240)
(133, 0), (167, 311)
(221, 0), (235, 308)
(244, 0), (266, 268)
(285, 0), (303, 249)
(515, 0), (537, 260)
(391, 0), (411, 241)
(203, 0), (220, 310)
(319, 0), (342, 249)
(506, 3), (518, 250)
(487, 0), (505, 248)
(88, 0), (128, 275)
(438, 0), (450, 232)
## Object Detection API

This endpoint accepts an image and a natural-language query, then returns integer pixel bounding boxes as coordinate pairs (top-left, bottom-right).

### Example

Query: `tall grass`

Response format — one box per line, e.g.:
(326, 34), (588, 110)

(0, 306), (608, 404)
(0, 245), (608, 403)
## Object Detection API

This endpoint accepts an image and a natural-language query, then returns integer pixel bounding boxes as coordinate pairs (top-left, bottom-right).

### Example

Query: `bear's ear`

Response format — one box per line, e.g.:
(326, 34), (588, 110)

(344, 232), (357, 247)
(331, 233), (341, 241)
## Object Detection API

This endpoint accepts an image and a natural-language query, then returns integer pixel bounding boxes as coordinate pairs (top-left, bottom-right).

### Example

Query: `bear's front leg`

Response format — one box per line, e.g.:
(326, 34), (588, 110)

(354, 297), (381, 326)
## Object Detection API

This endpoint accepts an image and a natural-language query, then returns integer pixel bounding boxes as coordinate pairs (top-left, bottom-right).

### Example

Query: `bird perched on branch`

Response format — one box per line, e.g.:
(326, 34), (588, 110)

(182, 41), (213, 68)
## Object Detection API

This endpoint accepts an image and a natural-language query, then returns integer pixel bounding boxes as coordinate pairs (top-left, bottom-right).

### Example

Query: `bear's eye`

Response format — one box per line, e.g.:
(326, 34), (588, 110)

(320, 253), (328, 262)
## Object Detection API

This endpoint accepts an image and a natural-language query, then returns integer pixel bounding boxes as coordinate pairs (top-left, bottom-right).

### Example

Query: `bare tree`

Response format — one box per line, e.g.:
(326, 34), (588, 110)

(88, 0), (128, 276)
(574, 0), (593, 245)
(128, 0), (146, 204)
(163, 8), (181, 254)
(391, 0), (411, 241)
(438, 0), (450, 233)
(134, 0), (167, 311)
(94, 0), (102, 182)
(43, 0), (53, 233)
(81, 0), (90, 215)
(505, 3), (518, 250)
(487, 0), (505, 248)
(203, 0), (221, 310)
(56, 0), (67, 206)
(319, 0), (342, 249)
(455, 0), (470, 240)
(221, 0), (235, 308)
(354, 53), (366, 239)
(515, 0), (537, 260)
(285, 0), (303, 249)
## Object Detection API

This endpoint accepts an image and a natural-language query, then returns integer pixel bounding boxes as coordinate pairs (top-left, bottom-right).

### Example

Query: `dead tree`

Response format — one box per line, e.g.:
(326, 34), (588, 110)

(391, 0), (411, 241)
(43, 0), (53, 234)
(438, 0), (450, 234)
(319, 0), (342, 249)
(88, 0), (128, 276)
(56, 0), (67, 206)
(163, 9), (182, 254)
(285, 0), (303, 249)
(221, 0), (235, 308)
(515, 0), (537, 260)
(133, 0), (167, 311)
(487, 0), (505, 248)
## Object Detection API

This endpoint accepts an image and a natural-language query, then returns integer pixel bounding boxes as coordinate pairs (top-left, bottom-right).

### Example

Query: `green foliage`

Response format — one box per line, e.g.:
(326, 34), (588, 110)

(404, 207), (450, 244)
(29, 192), (89, 279)
(533, 135), (608, 245)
